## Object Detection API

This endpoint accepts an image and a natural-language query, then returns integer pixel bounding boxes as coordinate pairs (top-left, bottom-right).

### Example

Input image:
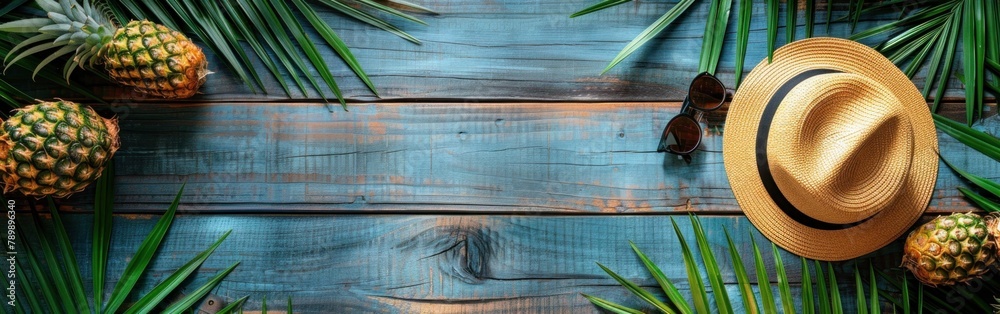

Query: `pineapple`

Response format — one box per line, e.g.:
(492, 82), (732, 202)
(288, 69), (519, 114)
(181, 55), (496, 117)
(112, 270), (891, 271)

(0, 0), (208, 98)
(0, 100), (119, 198)
(902, 213), (996, 286)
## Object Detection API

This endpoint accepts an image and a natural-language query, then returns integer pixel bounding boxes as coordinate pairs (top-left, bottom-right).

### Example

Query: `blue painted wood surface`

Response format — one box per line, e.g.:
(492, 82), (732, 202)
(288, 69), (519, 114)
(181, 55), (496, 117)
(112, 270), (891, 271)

(4, 0), (999, 313)
(34, 214), (899, 313)
(7, 0), (977, 102)
(57, 101), (998, 214)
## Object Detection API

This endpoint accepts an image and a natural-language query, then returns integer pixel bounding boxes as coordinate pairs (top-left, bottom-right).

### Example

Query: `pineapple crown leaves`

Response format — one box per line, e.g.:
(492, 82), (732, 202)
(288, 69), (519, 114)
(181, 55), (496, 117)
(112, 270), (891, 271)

(0, 0), (114, 81)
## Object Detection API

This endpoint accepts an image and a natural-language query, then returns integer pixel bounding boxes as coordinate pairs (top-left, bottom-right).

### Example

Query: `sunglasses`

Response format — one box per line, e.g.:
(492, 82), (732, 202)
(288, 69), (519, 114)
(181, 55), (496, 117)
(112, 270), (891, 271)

(657, 72), (729, 163)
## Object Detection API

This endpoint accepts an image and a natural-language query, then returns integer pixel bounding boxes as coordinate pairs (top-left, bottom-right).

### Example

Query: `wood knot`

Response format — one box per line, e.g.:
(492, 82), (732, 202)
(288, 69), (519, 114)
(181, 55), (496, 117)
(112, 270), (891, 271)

(414, 223), (494, 284)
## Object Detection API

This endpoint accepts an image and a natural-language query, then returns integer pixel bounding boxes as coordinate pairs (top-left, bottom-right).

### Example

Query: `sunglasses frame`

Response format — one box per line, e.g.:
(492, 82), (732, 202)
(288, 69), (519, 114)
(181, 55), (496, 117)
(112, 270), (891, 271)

(657, 72), (728, 163)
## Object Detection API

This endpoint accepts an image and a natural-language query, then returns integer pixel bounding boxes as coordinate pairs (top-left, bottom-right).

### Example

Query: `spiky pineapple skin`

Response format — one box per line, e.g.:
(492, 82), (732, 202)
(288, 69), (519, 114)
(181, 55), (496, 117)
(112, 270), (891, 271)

(0, 101), (119, 198)
(103, 20), (208, 99)
(902, 213), (996, 286)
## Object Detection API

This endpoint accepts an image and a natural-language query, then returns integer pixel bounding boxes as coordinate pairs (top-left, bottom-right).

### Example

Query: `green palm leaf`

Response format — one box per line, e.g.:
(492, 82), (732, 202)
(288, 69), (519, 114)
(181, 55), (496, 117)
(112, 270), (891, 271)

(103, 185), (187, 314)
(582, 294), (646, 314)
(600, 0), (697, 73)
(786, 0), (797, 42)
(27, 205), (78, 313)
(315, 0), (421, 44)
(92, 163), (114, 310)
(672, 218), (710, 313)
(815, 260), (830, 314)
(958, 187), (1000, 212)
(700, 0), (732, 75)
(852, 0), (996, 124)
(734, 0), (752, 87)
(855, 266), (868, 314)
(630, 241), (691, 314)
(570, 0), (633, 18)
(124, 231), (233, 314)
(766, 0), (778, 63)
(217, 296), (250, 314)
(901, 274), (910, 314)
(801, 258), (814, 314)
(868, 265), (879, 313)
(724, 230), (758, 314)
(934, 113), (1000, 161)
(963, 0), (985, 125)
(942, 157), (1000, 199)
(828, 263), (843, 314)
(268, 0), (346, 106)
(772, 244), (794, 314)
(161, 262), (240, 314)
(805, 0), (815, 38)
(6, 0), (429, 103)
(587, 216), (921, 314)
(17, 216), (63, 313)
(595, 262), (674, 313)
(292, 0), (379, 101)
(932, 7), (962, 113)
(750, 232), (777, 313)
(690, 215), (732, 314)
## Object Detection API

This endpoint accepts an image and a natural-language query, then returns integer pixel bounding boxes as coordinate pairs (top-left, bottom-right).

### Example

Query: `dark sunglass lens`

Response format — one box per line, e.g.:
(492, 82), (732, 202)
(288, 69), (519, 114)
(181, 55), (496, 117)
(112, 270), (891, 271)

(689, 75), (725, 110)
(659, 115), (701, 154)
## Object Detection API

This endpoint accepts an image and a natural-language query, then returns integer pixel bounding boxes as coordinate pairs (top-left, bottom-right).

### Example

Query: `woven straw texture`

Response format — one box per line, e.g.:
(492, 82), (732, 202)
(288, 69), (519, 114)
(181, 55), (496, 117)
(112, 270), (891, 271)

(723, 37), (938, 261)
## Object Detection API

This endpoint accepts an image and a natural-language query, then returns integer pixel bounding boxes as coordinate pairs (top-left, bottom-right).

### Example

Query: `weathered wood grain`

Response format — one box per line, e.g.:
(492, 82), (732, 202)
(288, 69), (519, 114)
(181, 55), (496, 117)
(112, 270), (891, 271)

(24, 214), (907, 313)
(5, 0), (975, 102)
(53, 101), (996, 213)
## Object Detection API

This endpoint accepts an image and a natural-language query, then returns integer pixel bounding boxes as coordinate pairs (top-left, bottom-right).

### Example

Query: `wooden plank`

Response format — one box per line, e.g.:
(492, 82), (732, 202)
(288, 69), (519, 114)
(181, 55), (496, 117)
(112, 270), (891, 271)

(54, 101), (998, 213)
(5, 0), (973, 102)
(18, 214), (892, 313)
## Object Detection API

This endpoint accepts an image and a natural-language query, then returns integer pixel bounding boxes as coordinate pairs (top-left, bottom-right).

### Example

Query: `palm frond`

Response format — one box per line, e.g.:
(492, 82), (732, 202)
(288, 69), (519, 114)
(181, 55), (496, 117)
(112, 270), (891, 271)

(805, 0), (815, 38)
(671, 217), (710, 313)
(630, 241), (691, 313)
(801, 258), (814, 314)
(15, 184), (240, 313)
(26, 203), (78, 313)
(92, 162), (114, 310)
(587, 216), (909, 313)
(724, 230), (758, 314)
(124, 231), (233, 314)
(827, 263), (843, 314)
(103, 185), (186, 313)
(217, 296), (250, 314)
(734, 0), (752, 87)
(751, 232), (777, 313)
(853, 0), (996, 125)
(814, 260), (829, 313)
(868, 265), (880, 313)
(786, 0), (797, 42)
(767, 0), (779, 63)
(569, 0), (633, 18)
(772, 244), (794, 313)
(699, 0), (733, 75)
(161, 261), (240, 314)
(4, 0), (429, 104)
(691, 215), (732, 313)
(598, 0), (697, 74)
(933, 113), (1000, 161)
(855, 266), (868, 314)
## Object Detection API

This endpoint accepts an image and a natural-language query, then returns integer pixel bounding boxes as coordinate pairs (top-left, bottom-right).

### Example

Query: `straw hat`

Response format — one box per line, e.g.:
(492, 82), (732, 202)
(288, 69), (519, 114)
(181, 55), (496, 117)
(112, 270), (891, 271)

(723, 37), (938, 261)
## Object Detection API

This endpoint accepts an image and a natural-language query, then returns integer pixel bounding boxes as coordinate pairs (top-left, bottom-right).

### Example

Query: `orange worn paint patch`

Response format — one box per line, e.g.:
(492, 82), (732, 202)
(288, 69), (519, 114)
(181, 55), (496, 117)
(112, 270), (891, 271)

(591, 198), (604, 210)
(367, 121), (387, 136)
(606, 199), (621, 208)
(389, 176), (407, 184)
(120, 214), (155, 220)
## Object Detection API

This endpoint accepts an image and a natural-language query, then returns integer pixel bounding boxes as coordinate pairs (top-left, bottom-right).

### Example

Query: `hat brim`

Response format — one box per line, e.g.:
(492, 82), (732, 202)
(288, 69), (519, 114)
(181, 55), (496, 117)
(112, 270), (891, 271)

(722, 37), (938, 261)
